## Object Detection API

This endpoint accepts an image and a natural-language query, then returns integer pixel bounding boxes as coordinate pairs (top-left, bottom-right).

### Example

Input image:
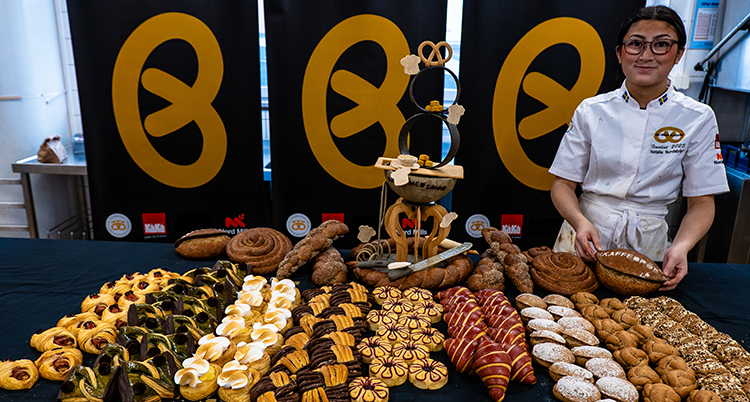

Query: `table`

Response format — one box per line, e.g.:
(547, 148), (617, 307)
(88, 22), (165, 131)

(1, 238), (748, 402)
(11, 149), (89, 239)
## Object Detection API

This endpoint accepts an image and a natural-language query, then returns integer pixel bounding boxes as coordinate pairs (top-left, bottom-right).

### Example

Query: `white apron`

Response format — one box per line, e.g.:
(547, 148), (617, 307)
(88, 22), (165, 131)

(552, 193), (669, 262)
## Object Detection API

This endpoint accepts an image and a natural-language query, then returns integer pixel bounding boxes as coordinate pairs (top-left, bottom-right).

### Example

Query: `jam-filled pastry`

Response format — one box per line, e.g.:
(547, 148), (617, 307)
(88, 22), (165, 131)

(57, 312), (99, 336)
(0, 359), (39, 390)
(34, 347), (83, 381)
(77, 321), (118, 354)
(30, 326), (78, 352)
(369, 356), (408, 387)
(174, 356), (221, 401)
(80, 293), (117, 316)
(217, 360), (261, 402)
(408, 358), (449, 390)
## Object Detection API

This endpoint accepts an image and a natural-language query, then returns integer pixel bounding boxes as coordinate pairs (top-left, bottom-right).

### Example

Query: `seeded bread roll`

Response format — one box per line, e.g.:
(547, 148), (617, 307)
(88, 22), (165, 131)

(175, 229), (231, 259)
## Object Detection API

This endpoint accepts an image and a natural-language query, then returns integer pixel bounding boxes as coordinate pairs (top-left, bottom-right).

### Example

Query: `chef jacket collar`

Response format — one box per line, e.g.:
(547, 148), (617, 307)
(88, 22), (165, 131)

(618, 79), (674, 110)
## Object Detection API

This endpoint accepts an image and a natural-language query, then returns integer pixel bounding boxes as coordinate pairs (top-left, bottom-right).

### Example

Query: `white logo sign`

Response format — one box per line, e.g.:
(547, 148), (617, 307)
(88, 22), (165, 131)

(503, 224), (522, 235)
(286, 213), (311, 237)
(106, 213), (131, 238)
(144, 223), (166, 234)
(465, 214), (490, 238)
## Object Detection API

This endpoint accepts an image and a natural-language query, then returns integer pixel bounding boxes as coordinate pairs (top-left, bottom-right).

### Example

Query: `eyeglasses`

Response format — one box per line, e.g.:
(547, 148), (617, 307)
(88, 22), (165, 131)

(621, 39), (678, 55)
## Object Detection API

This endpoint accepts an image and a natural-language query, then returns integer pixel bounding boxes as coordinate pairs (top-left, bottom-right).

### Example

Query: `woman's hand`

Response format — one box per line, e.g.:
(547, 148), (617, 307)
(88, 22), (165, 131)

(661, 244), (688, 291)
(573, 219), (602, 262)
(550, 177), (602, 261)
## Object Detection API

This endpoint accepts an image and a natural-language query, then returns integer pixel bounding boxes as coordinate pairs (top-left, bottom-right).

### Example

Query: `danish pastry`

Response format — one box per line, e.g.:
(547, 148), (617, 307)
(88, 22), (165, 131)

(408, 358), (449, 390)
(0, 359), (39, 390)
(34, 347), (83, 381)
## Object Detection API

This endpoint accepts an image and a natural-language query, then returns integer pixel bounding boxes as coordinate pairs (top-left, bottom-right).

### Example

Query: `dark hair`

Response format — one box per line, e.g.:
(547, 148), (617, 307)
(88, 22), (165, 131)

(616, 6), (687, 51)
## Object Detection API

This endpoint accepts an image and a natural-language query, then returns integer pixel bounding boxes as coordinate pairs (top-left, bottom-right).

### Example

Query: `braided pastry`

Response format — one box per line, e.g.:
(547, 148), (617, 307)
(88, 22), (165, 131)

(30, 327), (77, 352)
(276, 220), (349, 279)
(0, 359), (39, 390)
(530, 252), (598, 296)
(468, 227), (533, 293)
(34, 347), (83, 381)
(226, 227), (292, 275)
(311, 247), (348, 286)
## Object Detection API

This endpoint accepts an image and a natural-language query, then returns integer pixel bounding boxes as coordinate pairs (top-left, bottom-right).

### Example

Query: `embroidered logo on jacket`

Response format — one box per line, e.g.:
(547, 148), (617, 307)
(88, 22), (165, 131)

(653, 127), (685, 143)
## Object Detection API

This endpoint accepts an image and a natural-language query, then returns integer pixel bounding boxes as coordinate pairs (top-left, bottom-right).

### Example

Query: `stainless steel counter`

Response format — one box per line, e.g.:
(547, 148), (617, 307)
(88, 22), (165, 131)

(10, 148), (89, 238)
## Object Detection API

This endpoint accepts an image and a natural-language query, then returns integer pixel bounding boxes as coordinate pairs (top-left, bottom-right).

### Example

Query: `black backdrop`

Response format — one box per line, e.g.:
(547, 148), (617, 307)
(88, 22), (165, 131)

(451, 0), (645, 249)
(68, 0), (265, 242)
(265, 0), (448, 247)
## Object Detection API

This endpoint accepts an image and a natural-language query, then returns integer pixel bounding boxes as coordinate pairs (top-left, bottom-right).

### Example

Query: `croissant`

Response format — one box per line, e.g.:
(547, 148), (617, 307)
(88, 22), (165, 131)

(34, 347), (83, 381)
(447, 325), (487, 342)
(436, 286), (474, 301)
(444, 337), (478, 374)
(276, 220), (349, 279)
(0, 359), (39, 390)
(472, 336), (512, 402)
(30, 327), (78, 352)
(500, 342), (536, 384)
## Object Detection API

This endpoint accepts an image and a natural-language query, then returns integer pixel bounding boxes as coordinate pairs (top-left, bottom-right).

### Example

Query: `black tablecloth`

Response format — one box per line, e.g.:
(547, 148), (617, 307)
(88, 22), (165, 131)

(1, 238), (749, 402)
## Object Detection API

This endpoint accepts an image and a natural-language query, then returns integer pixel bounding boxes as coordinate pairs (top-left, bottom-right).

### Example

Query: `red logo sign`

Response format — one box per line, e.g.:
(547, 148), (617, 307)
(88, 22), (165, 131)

(225, 214), (245, 228)
(715, 133), (721, 149)
(402, 218), (415, 228)
(501, 214), (523, 236)
(322, 213), (345, 223)
(142, 213), (166, 235)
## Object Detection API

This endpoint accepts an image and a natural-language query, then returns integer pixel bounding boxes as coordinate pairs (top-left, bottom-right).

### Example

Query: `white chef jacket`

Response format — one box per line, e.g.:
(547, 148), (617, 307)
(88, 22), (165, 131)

(549, 80), (729, 260)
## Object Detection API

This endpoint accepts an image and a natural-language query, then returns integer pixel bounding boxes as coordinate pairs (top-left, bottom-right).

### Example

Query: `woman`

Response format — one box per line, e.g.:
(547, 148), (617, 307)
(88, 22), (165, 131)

(548, 6), (729, 291)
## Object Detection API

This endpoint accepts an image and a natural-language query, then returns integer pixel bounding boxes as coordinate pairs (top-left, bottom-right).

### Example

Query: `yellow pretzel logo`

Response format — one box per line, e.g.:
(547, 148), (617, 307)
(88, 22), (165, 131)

(493, 18), (605, 190)
(654, 127), (685, 144)
(291, 221), (307, 231)
(470, 222), (486, 231)
(111, 221), (127, 230)
(302, 14), (409, 189)
(418, 41), (452, 67)
(112, 12), (226, 188)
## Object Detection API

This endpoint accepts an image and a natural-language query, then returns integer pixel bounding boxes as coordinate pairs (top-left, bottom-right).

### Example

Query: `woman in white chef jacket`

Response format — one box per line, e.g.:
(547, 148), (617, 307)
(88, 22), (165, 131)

(549, 5), (729, 291)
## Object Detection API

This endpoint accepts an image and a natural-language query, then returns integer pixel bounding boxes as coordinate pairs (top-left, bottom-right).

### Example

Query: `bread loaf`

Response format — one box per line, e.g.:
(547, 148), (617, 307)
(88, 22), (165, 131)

(595, 249), (665, 296)
(225, 227), (292, 274)
(311, 247), (348, 286)
(530, 252), (598, 296)
(276, 220), (348, 279)
(175, 229), (231, 259)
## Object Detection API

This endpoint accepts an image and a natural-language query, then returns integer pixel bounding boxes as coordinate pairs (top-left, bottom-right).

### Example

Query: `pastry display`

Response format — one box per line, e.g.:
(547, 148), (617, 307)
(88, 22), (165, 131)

(226, 227), (293, 275)
(530, 252), (598, 296)
(276, 220), (349, 279)
(175, 228), (231, 259)
(595, 249), (666, 296)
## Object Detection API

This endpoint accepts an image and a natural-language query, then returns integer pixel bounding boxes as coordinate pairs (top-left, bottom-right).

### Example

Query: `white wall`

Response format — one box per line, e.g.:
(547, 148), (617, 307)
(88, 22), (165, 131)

(0, 0), (78, 238)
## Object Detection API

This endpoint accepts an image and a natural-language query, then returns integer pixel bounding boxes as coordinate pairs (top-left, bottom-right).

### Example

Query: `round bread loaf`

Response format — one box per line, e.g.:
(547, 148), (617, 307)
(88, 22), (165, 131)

(585, 357), (626, 380)
(549, 362), (594, 383)
(553, 376), (601, 402)
(595, 249), (666, 296)
(531, 252), (598, 296)
(548, 305), (582, 321)
(225, 227), (292, 275)
(527, 318), (563, 334)
(571, 346), (612, 366)
(529, 330), (567, 347)
(561, 328), (600, 348)
(175, 229), (231, 259)
(595, 377), (638, 402)
(532, 342), (575, 368)
(544, 294), (576, 309)
(515, 293), (547, 310)
(558, 317), (596, 335)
